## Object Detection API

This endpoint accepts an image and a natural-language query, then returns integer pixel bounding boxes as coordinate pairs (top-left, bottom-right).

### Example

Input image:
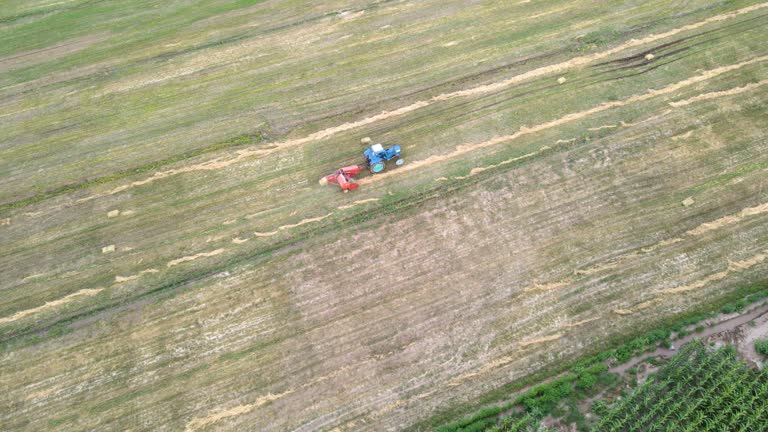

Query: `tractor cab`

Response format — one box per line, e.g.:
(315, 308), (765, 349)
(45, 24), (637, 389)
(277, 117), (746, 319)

(364, 143), (403, 173)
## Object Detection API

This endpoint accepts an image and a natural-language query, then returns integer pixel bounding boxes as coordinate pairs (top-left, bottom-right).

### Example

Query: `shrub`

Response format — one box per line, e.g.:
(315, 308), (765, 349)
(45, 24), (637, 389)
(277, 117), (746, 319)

(437, 406), (503, 432)
(721, 299), (749, 314)
(580, 28), (620, 46)
(755, 338), (768, 357)
(520, 377), (575, 414)
(576, 373), (598, 390)
(457, 418), (496, 432)
(597, 372), (618, 388)
(584, 363), (608, 375)
(646, 329), (671, 343)
(591, 400), (609, 417)
(615, 339), (647, 363)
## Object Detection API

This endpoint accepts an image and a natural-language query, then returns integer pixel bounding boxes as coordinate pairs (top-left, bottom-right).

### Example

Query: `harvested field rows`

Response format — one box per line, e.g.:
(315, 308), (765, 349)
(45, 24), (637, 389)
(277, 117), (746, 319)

(1, 0), (767, 430)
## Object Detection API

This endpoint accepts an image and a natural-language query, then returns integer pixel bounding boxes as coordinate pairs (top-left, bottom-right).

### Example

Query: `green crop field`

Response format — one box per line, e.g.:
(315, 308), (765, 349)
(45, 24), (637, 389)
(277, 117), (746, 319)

(596, 341), (768, 431)
(1, 0), (767, 430)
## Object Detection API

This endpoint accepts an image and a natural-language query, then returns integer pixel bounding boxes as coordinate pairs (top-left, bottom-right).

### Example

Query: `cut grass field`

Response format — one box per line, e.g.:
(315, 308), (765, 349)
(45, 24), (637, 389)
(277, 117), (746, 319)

(1, 0), (767, 430)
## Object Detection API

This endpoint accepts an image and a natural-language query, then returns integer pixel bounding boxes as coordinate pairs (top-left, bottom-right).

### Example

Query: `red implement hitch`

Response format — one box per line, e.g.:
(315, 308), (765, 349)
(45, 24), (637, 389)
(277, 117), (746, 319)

(322, 165), (361, 192)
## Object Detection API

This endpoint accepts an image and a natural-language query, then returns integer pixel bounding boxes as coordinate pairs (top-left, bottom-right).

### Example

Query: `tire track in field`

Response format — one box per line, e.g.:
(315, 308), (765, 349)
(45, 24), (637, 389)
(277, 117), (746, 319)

(685, 202), (768, 237)
(669, 78), (768, 107)
(614, 250), (768, 314)
(78, 206), (361, 307)
(117, 201), (377, 286)
(450, 115), (670, 181)
(4, 13), (760, 424)
(565, 317), (601, 328)
(9, 62), (764, 328)
(72, 4), (768, 202)
(186, 357), (381, 431)
(337, 198), (379, 210)
(448, 259), (755, 386)
(253, 213), (333, 237)
(452, 146), (552, 181)
(115, 268), (159, 283)
(166, 249), (226, 267)
(75, 102), (431, 203)
(11, 211), (331, 324)
(429, 3), (767, 102)
(448, 319), (602, 386)
(449, 332), (574, 386)
(447, 115), (659, 184)
(112, 60), (765, 318)
(519, 333), (564, 347)
(184, 391), (294, 432)
(0, 288), (103, 325)
(1, 246), (231, 326)
(361, 13), (767, 142)
(362, 56), (768, 185)
(657, 251), (767, 295)
(533, 200), (768, 299)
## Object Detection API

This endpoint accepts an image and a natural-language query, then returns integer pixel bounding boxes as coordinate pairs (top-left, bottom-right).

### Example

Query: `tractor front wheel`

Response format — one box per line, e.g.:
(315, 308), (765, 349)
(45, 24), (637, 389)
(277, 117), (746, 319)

(395, 158), (404, 166)
(370, 162), (385, 173)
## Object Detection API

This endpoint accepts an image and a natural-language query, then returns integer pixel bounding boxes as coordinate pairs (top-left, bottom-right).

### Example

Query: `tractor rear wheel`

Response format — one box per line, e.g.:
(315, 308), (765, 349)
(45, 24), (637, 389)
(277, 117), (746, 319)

(370, 162), (385, 173)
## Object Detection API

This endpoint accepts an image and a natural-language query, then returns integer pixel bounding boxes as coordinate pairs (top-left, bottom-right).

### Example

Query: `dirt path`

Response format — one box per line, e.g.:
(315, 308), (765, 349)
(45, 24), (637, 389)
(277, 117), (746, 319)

(611, 302), (768, 375)
(738, 312), (768, 369)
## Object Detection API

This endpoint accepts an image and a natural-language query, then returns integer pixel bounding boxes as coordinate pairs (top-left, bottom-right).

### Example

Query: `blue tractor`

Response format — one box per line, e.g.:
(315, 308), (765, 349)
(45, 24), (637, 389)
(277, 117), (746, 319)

(364, 143), (403, 173)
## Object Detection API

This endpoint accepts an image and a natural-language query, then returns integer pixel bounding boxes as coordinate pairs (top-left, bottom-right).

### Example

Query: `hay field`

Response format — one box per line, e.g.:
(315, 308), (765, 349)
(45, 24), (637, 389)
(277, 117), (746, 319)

(1, 0), (767, 430)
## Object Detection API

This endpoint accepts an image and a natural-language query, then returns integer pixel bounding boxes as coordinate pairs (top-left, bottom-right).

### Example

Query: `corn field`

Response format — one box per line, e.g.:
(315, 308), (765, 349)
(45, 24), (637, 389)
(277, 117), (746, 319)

(595, 340), (768, 432)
